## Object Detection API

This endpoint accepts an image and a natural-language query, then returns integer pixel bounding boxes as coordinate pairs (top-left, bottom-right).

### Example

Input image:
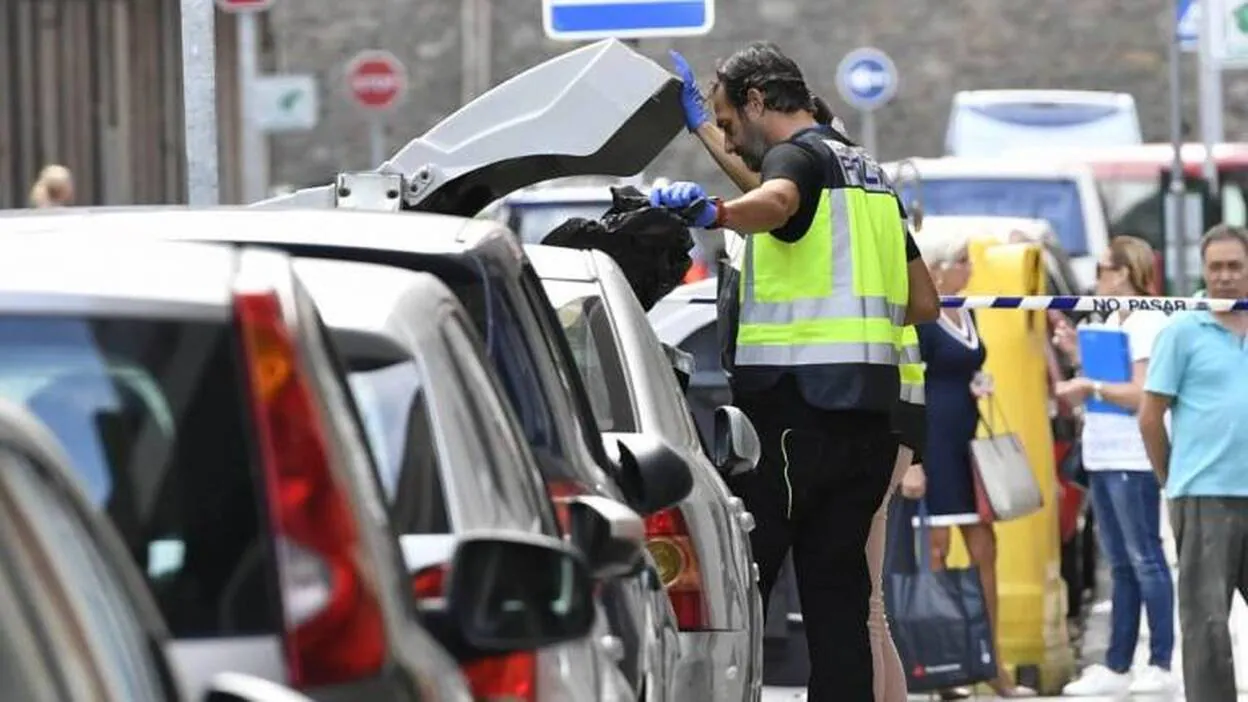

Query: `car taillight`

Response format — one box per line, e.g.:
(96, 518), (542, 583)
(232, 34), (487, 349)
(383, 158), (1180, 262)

(546, 480), (584, 534)
(645, 507), (708, 630)
(410, 564), (447, 601)
(234, 290), (386, 688)
(462, 651), (538, 702)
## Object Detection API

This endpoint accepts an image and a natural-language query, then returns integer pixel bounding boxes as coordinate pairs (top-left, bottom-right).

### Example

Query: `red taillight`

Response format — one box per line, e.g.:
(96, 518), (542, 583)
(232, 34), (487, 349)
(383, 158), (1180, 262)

(546, 480), (584, 535)
(234, 290), (386, 688)
(462, 651), (538, 702)
(644, 507), (709, 630)
(411, 564), (446, 600)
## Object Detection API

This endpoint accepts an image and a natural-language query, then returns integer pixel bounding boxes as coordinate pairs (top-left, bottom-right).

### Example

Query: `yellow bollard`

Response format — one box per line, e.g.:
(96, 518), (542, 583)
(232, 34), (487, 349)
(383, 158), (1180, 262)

(941, 238), (1075, 694)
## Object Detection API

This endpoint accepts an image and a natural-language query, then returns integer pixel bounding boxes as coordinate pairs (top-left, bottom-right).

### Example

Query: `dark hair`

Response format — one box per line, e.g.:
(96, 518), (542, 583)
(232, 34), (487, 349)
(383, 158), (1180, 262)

(710, 42), (812, 114)
(810, 95), (834, 125)
(1201, 223), (1248, 258)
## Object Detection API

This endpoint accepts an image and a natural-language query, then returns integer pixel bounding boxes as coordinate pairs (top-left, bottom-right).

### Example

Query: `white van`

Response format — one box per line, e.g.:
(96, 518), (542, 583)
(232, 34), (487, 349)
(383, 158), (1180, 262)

(883, 157), (1110, 290)
(946, 90), (1143, 158)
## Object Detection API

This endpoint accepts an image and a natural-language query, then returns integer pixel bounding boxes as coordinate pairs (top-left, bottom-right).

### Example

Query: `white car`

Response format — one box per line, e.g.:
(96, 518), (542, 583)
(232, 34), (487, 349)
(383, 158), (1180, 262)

(884, 156), (1110, 290)
(528, 244), (765, 702)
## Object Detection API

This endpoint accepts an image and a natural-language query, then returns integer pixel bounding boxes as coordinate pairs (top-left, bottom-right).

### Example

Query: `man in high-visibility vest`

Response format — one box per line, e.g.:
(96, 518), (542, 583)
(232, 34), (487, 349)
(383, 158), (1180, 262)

(650, 42), (939, 700)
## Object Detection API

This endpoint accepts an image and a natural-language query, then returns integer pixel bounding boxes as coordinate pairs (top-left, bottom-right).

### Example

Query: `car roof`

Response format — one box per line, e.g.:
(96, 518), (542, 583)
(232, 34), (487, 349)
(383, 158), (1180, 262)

(292, 258), (461, 341)
(883, 156), (1095, 180)
(0, 233), (236, 312)
(523, 244), (598, 282)
(0, 205), (492, 250)
(953, 89), (1134, 105)
(917, 215), (1054, 239)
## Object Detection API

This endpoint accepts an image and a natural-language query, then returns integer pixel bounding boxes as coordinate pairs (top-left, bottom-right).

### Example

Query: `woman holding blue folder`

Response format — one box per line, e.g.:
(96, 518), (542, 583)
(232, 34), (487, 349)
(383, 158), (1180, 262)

(1052, 236), (1177, 696)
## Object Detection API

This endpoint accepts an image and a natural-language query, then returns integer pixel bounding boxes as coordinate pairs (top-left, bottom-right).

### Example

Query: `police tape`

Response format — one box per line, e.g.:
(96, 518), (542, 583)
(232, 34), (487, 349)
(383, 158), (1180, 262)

(939, 295), (1248, 313)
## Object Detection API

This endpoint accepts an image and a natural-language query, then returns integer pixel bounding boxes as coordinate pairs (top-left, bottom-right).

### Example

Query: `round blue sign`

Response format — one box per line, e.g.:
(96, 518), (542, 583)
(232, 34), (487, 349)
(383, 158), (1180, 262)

(835, 47), (898, 111)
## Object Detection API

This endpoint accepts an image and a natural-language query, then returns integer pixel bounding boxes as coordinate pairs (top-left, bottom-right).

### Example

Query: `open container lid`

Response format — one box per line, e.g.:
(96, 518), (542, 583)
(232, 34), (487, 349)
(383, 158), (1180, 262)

(254, 39), (684, 217)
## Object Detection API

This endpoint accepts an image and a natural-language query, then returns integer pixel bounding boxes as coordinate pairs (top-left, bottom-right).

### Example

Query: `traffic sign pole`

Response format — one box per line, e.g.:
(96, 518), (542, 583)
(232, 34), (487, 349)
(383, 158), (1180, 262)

(218, 0), (274, 204)
(180, 0), (220, 206)
(1170, 0), (1190, 294)
(835, 48), (897, 156)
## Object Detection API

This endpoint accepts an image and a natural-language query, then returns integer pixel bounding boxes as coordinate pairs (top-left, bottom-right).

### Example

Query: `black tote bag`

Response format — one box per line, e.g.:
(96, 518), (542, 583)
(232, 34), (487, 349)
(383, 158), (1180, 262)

(883, 497), (999, 692)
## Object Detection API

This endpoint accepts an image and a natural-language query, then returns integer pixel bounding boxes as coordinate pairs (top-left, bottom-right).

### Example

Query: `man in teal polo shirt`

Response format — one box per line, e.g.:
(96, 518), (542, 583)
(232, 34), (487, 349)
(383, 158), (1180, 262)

(1139, 224), (1248, 702)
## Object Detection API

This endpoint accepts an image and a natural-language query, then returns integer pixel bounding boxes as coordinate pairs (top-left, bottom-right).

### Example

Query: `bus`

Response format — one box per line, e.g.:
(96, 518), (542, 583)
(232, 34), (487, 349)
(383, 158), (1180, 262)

(946, 90), (1142, 158)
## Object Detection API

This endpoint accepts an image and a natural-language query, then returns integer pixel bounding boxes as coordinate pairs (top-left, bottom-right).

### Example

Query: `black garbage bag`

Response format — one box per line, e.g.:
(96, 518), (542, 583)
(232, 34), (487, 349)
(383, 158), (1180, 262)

(540, 185), (694, 311)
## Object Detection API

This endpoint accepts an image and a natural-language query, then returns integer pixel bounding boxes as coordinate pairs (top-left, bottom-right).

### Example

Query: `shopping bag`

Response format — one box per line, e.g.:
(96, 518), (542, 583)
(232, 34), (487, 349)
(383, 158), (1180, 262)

(969, 396), (1044, 523)
(884, 497), (999, 692)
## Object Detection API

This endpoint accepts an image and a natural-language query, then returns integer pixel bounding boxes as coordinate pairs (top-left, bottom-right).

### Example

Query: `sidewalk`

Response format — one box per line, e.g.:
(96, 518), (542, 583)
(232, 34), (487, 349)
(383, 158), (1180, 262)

(762, 510), (1248, 701)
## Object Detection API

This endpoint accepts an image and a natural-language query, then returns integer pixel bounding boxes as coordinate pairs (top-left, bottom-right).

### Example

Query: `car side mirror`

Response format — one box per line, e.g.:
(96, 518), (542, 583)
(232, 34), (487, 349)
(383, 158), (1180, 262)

(566, 494), (646, 580)
(712, 406), (761, 478)
(203, 673), (315, 702)
(446, 532), (597, 654)
(605, 432), (693, 515)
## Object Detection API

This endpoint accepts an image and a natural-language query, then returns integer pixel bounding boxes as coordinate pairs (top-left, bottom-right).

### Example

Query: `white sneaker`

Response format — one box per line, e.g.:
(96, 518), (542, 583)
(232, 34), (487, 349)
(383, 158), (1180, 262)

(1129, 665), (1178, 694)
(1061, 664), (1132, 696)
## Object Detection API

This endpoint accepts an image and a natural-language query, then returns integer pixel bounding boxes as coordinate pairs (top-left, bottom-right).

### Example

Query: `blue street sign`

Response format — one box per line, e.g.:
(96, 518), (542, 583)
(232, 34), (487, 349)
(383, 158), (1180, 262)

(835, 47), (898, 112)
(1178, 0), (1200, 52)
(542, 0), (715, 41)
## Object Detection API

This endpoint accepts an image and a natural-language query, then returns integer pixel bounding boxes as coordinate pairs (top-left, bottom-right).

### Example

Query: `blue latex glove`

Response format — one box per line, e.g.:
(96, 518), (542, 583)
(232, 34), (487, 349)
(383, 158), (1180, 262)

(669, 50), (710, 131)
(650, 182), (719, 229)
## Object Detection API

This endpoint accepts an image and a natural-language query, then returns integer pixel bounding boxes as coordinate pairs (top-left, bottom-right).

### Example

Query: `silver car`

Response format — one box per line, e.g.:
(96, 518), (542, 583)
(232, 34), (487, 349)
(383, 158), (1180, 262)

(290, 256), (640, 702)
(0, 231), (600, 702)
(527, 245), (766, 702)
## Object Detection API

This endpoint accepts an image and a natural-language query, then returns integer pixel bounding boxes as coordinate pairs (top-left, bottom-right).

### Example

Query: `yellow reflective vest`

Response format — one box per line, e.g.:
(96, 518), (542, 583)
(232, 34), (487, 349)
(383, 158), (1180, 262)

(734, 131), (910, 412)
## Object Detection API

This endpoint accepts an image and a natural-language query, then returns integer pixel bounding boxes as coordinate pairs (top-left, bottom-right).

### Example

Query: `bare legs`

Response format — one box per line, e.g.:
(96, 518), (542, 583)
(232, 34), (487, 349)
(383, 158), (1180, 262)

(865, 447), (912, 702)
(930, 523), (1019, 693)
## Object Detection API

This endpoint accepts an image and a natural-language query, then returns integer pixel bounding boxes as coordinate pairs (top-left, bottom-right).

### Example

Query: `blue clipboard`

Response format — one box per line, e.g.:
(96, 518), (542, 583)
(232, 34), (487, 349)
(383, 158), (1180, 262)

(1077, 327), (1132, 416)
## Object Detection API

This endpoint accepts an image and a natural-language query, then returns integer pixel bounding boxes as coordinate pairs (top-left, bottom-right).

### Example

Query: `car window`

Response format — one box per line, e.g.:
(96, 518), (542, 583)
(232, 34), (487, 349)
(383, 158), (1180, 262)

(507, 202), (611, 245)
(440, 269), (561, 460)
(0, 451), (167, 702)
(347, 357), (451, 536)
(543, 284), (636, 433)
(440, 318), (558, 533)
(0, 315), (278, 638)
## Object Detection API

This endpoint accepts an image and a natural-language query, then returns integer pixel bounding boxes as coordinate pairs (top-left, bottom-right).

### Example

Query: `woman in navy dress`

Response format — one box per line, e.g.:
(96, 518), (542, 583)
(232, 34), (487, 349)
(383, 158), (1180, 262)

(906, 230), (1035, 698)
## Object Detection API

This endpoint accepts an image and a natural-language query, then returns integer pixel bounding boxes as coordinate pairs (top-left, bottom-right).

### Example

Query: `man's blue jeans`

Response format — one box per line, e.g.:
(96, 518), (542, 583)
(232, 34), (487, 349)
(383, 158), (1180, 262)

(1089, 470), (1175, 672)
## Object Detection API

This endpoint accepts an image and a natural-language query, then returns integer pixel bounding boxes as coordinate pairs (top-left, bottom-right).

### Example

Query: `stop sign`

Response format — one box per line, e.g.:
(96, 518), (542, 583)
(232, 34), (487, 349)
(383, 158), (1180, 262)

(345, 50), (407, 112)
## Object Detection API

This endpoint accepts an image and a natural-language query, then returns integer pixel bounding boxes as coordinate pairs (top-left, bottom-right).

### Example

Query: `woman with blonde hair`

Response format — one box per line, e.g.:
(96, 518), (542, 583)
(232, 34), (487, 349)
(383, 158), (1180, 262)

(907, 227), (1036, 698)
(1053, 235), (1176, 696)
(28, 164), (75, 208)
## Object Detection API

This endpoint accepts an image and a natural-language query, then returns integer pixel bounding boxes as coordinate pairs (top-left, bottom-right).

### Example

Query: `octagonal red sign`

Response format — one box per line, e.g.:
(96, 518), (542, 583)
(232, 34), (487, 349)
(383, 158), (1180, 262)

(345, 50), (407, 112)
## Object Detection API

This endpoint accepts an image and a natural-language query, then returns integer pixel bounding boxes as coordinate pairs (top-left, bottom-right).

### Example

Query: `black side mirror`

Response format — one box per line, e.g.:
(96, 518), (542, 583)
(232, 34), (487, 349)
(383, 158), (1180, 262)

(446, 532), (597, 653)
(566, 494), (647, 580)
(203, 673), (315, 702)
(712, 406), (761, 478)
(605, 432), (694, 515)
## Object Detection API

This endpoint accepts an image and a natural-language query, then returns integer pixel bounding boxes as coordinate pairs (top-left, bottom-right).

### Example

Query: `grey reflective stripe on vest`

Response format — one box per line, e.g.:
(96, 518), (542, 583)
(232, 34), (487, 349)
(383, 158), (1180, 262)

(900, 343), (921, 365)
(735, 339), (899, 366)
(737, 181), (901, 368)
(899, 382), (925, 405)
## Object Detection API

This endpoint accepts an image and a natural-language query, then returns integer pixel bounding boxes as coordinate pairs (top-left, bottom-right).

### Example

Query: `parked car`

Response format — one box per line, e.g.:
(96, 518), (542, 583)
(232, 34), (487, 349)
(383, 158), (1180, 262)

(0, 391), (333, 702)
(5, 207), (690, 702)
(527, 244), (764, 702)
(0, 233), (599, 702)
(290, 256), (641, 701)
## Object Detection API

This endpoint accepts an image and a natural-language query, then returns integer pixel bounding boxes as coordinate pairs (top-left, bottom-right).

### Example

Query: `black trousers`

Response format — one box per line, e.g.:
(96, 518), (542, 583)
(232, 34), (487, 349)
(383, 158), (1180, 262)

(729, 376), (898, 702)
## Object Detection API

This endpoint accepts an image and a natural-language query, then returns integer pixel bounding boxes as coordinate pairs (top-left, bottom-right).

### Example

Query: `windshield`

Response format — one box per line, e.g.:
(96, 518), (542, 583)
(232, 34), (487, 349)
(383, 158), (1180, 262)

(900, 177), (1089, 255)
(543, 281), (637, 433)
(507, 202), (612, 245)
(0, 314), (277, 638)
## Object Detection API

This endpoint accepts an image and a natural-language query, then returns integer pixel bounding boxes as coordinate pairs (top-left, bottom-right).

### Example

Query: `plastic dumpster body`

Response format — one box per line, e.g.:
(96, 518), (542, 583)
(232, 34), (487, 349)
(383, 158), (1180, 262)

(941, 239), (1075, 694)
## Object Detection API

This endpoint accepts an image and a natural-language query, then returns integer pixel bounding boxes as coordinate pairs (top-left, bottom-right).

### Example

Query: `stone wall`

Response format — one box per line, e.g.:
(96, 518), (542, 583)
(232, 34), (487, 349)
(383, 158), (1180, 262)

(267, 0), (1248, 196)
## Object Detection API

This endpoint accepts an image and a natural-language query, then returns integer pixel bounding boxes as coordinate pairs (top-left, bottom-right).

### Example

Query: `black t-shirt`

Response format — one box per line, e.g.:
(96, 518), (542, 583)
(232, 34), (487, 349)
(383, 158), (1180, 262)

(759, 126), (920, 260)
